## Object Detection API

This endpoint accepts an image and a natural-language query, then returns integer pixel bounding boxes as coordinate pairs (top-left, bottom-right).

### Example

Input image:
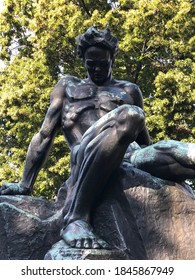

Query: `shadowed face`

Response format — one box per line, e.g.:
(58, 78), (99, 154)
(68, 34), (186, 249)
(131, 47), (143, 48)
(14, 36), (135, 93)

(84, 46), (113, 85)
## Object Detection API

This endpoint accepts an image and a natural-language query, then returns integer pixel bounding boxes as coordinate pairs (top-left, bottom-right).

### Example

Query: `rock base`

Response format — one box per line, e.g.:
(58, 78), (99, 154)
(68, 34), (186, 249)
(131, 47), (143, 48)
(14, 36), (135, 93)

(0, 195), (63, 260)
(0, 165), (195, 260)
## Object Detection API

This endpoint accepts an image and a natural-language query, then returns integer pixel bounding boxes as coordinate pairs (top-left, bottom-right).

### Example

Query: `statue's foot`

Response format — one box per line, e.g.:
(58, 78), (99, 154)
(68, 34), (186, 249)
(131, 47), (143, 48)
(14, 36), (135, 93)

(60, 219), (111, 249)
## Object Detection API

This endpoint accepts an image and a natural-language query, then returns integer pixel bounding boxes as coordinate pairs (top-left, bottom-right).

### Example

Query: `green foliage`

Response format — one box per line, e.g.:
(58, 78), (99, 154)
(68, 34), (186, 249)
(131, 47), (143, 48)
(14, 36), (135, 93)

(0, 0), (194, 197)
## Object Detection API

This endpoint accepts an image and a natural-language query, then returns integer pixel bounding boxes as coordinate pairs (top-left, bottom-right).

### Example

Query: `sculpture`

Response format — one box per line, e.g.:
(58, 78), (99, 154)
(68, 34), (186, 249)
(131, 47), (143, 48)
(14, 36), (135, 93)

(1, 26), (195, 250)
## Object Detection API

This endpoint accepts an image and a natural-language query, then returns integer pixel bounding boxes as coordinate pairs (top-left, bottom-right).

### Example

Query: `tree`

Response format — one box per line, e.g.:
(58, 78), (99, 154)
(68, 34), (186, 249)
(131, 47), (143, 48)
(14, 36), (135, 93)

(0, 0), (194, 198)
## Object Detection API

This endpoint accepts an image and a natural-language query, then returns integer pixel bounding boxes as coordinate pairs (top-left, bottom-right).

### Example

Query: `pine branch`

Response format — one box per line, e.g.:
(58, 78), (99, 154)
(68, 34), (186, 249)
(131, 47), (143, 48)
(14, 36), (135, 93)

(79, 0), (91, 17)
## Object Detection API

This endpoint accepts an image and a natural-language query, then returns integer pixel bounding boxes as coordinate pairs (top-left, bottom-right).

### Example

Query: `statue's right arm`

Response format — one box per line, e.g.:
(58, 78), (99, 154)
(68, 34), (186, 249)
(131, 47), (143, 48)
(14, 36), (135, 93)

(0, 79), (65, 195)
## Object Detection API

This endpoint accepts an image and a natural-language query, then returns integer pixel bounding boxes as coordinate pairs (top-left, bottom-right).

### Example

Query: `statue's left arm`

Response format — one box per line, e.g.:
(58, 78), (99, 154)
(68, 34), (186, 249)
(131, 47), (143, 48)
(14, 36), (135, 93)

(126, 84), (152, 146)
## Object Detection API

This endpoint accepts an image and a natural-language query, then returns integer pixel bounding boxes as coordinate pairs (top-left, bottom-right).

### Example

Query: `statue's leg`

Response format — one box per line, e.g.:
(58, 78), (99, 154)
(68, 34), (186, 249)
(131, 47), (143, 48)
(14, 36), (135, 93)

(61, 104), (145, 249)
(131, 140), (195, 182)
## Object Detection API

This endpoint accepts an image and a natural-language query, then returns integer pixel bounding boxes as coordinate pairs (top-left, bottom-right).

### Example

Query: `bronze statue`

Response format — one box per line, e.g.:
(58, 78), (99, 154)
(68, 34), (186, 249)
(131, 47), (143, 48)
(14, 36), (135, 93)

(1, 27), (195, 249)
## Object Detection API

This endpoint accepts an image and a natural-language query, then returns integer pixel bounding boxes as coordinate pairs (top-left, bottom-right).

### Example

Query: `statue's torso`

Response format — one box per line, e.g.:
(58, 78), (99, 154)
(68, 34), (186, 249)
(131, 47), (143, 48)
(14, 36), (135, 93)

(61, 76), (135, 147)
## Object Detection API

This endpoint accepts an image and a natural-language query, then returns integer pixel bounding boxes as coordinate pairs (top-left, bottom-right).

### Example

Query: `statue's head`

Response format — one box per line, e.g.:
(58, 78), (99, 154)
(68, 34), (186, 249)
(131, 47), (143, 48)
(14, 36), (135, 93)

(77, 26), (118, 85)
(76, 26), (118, 59)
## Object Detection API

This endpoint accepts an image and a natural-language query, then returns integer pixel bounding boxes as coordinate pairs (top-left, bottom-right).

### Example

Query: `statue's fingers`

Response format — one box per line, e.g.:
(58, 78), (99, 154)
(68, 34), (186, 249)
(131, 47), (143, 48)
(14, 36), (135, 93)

(0, 187), (12, 195)
(1, 183), (8, 190)
(0, 184), (10, 194)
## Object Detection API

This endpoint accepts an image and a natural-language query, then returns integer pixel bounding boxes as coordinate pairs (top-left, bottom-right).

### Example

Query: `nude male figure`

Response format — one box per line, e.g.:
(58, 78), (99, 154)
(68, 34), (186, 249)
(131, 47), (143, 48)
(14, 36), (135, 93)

(1, 27), (195, 249)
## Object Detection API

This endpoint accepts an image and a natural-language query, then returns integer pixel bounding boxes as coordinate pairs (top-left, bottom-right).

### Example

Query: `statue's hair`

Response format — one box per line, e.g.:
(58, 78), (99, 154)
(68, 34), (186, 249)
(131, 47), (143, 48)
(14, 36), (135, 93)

(77, 26), (118, 59)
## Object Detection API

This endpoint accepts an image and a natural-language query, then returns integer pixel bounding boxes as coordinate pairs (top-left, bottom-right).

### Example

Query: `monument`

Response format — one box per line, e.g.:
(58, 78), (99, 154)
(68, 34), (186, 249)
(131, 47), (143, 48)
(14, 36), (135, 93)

(0, 26), (195, 260)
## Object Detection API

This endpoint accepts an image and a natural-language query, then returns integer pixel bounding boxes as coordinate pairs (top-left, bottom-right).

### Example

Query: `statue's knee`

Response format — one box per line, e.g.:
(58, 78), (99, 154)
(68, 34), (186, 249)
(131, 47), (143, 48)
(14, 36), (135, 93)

(117, 104), (145, 127)
(114, 105), (145, 143)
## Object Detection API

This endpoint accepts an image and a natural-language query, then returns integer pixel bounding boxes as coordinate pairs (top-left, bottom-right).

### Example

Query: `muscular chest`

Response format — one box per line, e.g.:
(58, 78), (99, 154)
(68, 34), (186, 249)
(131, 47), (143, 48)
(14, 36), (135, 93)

(62, 83), (133, 128)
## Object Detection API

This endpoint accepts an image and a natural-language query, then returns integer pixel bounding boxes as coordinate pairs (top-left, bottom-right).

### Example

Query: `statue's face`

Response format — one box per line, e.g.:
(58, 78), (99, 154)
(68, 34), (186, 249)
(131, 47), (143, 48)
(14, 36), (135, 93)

(84, 46), (113, 85)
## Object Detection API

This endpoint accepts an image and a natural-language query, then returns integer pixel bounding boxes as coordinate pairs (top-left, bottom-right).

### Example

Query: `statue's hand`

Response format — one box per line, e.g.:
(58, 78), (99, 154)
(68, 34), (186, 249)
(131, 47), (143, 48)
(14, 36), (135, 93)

(0, 182), (30, 195)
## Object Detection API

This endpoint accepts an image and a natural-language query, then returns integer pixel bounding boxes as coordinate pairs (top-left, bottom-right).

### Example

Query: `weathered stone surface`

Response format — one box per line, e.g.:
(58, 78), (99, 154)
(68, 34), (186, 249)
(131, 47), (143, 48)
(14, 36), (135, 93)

(0, 164), (195, 260)
(0, 195), (63, 260)
(125, 184), (195, 259)
(121, 164), (195, 259)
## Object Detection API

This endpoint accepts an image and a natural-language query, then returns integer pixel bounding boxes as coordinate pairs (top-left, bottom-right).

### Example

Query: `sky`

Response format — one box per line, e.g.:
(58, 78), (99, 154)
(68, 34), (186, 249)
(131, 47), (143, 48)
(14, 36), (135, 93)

(0, 0), (5, 12)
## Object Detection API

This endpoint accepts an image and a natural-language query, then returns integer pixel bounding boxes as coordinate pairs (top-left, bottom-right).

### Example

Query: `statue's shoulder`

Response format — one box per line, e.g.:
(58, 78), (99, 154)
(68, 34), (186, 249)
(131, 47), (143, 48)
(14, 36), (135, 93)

(50, 75), (82, 102)
(114, 79), (141, 94)
(59, 75), (82, 86)
(59, 76), (93, 100)
(114, 79), (143, 107)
